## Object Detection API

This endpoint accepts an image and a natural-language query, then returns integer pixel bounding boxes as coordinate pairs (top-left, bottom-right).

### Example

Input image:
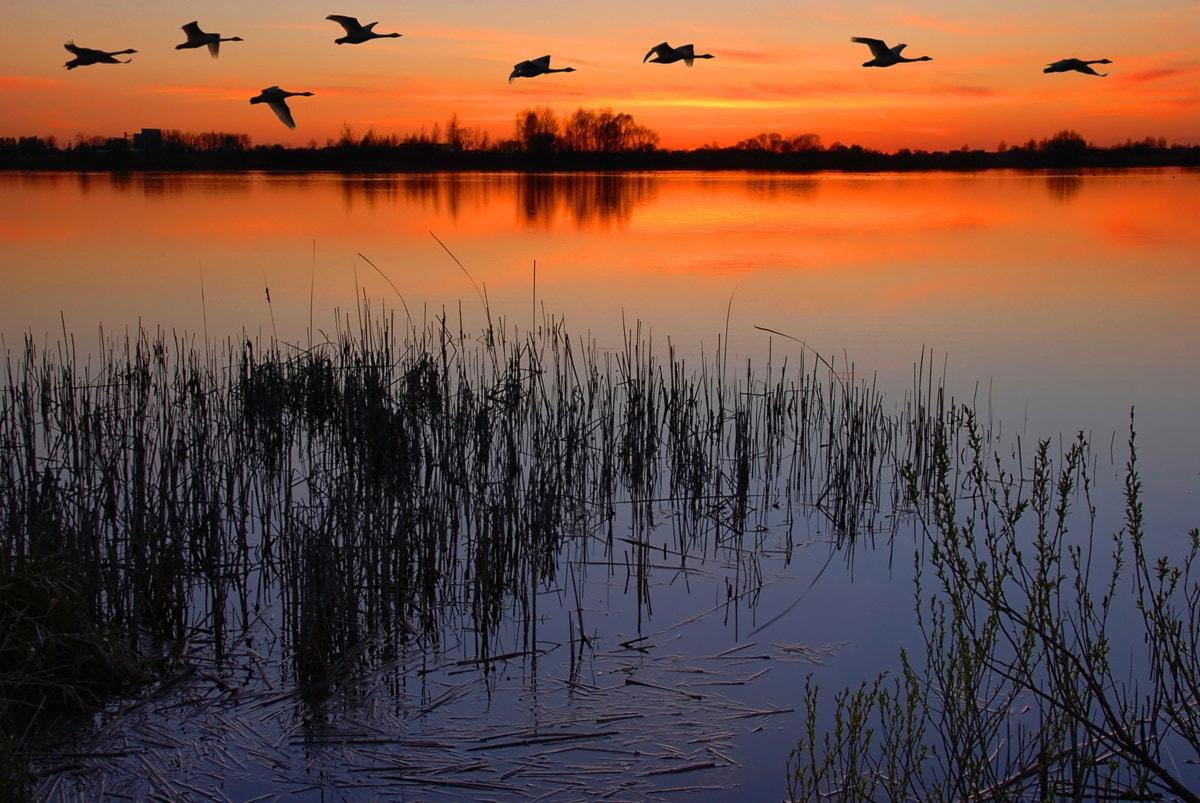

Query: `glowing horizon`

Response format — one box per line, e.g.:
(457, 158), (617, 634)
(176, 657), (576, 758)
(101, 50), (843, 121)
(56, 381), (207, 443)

(2, 1), (1197, 152)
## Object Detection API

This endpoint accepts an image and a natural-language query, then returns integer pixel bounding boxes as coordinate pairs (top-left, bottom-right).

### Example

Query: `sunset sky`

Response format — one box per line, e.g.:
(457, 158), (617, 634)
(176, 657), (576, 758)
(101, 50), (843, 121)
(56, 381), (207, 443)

(2, 1), (1197, 152)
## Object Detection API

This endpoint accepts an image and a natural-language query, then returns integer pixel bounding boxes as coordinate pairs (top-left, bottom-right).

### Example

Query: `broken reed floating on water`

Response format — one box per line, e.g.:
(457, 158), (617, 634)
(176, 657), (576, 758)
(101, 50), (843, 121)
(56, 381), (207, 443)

(0, 305), (962, 704)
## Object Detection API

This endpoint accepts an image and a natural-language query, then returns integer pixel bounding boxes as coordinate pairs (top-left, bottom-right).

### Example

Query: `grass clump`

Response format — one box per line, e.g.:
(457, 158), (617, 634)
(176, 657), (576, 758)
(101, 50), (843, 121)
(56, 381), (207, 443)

(0, 735), (31, 803)
(0, 554), (150, 798)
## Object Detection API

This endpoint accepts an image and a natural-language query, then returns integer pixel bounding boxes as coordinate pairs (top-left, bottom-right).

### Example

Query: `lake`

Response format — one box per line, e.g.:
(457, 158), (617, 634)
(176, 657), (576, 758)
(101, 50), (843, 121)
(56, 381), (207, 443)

(3, 169), (1199, 799)
(5, 169), (1198, 520)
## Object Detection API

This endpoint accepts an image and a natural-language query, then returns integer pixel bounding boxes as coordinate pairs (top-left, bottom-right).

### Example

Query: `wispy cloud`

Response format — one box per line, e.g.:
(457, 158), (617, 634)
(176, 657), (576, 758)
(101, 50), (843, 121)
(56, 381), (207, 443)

(259, 22), (329, 33)
(623, 94), (799, 111)
(711, 46), (781, 64)
(891, 13), (988, 37)
(1119, 68), (1187, 85)
(0, 75), (60, 91)
(892, 10), (1064, 38)
(899, 125), (958, 138)
(141, 83), (260, 103)
(844, 82), (1004, 101)
(742, 81), (857, 99)
(937, 83), (1001, 98)
(406, 22), (518, 45)
(617, 76), (1005, 114)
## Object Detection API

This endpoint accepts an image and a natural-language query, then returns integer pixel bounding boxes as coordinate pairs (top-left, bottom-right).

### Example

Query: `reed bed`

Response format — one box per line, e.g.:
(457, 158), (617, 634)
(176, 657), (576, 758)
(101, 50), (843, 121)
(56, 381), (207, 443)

(0, 303), (961, 793)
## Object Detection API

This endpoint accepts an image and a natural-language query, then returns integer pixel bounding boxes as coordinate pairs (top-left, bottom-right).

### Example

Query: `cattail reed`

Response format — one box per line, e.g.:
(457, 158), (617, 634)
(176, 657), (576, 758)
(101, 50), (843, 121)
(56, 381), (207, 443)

(1, 299), (963, 737)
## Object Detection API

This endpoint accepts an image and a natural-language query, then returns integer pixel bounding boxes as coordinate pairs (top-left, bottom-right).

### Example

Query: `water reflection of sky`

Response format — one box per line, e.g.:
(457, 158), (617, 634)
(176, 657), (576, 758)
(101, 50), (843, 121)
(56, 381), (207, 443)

(6, 168), (1199, 797)
(6, 169), (1196, 480)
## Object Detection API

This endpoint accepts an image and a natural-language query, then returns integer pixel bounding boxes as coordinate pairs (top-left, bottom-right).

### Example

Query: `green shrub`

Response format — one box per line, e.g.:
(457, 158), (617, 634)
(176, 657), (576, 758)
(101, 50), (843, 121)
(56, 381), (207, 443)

(788, 412), (1200, 802)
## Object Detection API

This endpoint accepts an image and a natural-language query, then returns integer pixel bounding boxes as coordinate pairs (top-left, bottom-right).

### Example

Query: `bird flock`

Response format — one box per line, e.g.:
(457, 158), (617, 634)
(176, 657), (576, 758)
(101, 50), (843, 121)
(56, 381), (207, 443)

(62, 15), (1115, 131)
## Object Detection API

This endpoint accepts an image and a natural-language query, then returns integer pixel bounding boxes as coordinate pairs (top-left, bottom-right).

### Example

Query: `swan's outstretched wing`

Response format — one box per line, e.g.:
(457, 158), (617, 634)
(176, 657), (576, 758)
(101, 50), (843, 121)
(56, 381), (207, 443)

(508, 60), (530, 83)
(509, 56), (556, 82)
(181, 21), (207, 42)
(268, 99), (297, 129)
(64, 41), (101, 58)
(644, 42), (670, 62)
(850, 36), (891, 60)
(678, 43), (696, 66)
(326, 15), (364, 34)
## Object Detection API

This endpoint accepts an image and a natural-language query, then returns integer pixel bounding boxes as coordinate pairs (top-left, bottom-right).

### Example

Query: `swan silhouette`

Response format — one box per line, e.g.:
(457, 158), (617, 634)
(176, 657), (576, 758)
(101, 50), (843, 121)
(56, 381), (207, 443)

(63, 41), (137, 69)
(851, 36), (932, 67)
(176, 21), (243, 58)
(326, 15), (401, 44)
(509, 55), (576, 83)
(1044, 58), (1112, 77)
(643, 42), (714, 67)
(249, 86), (314, 129)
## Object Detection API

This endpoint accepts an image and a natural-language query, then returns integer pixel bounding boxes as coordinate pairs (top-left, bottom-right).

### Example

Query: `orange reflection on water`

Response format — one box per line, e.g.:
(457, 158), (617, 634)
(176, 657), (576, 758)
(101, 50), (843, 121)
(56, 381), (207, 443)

(2, 170), (1197, 385)
(4, 168), (1200, 491)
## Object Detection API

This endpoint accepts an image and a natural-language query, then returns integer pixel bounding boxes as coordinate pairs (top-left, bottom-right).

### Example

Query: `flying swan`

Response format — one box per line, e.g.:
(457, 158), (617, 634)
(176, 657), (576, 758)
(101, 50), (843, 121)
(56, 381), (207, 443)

(509, 55), (576, 83)
(851, 36), (932, 67)
(63, 42), (137, 69)
(326, 15), (401, 44)
(1044, 58), (1112, 77)
(249, 86), (314, 129)
(176, 21), (243, 58)
(643, 42), (714, 67)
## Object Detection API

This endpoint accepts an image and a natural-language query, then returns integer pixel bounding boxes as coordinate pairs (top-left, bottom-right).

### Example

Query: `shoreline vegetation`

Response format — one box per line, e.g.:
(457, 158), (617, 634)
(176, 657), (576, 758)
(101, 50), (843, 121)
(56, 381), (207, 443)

(3, 107), (1198, 172)
(1, 295), (1197, 797)
(1, 303), (940, 797)
(790, 420), (1200, 802)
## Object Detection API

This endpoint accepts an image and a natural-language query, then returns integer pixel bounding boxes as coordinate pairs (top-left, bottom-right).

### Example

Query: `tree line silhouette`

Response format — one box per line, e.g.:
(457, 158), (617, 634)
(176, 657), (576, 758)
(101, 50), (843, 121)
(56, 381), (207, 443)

(2, 107), (1196, 171)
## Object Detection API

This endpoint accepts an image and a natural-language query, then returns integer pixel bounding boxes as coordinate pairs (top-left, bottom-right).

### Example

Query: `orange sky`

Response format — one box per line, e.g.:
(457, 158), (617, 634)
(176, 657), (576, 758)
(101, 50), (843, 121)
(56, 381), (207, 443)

(2, 2), (1198, 152)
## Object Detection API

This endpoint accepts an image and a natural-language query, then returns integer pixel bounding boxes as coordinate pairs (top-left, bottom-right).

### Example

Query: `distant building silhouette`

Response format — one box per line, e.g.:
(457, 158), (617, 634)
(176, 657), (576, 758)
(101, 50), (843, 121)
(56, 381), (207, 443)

(132, 128), (163, 153)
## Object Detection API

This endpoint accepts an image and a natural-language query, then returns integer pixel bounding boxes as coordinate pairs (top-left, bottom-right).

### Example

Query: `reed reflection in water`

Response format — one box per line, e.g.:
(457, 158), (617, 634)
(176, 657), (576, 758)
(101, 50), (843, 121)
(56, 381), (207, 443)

(333, 172), (659, 227)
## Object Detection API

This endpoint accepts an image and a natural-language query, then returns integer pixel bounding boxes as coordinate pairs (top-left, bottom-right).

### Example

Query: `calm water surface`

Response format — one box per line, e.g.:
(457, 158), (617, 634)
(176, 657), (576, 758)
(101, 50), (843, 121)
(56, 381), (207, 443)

(5, 169), (1198, 505)
(3, 169), (1199, 799)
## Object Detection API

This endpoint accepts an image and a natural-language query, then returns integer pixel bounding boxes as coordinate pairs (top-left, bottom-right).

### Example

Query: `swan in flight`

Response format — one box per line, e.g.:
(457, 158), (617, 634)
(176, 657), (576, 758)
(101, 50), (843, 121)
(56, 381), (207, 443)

(249, 86), (314, 129)
(1044, 58), (1112, 77)
(63, 41), (137, 69)
(643, 42), (714, 67)
(176, 22), (243, 58)
(509, 55), (576, 83)
(326, 15), (401, 44)
(851, 36), (931, 67)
